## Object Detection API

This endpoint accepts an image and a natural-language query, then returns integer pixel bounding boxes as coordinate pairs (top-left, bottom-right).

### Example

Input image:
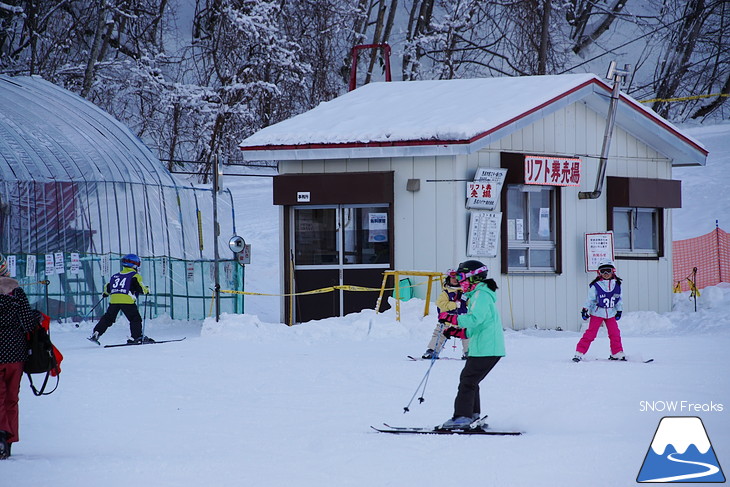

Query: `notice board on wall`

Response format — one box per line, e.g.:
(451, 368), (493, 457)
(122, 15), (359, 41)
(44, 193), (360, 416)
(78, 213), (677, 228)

(467, 211), (502, 258)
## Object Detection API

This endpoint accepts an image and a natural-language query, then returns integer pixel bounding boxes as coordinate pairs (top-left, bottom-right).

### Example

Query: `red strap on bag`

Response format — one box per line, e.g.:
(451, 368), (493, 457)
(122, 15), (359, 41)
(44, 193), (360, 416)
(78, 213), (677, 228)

(38, 311), (63, 376)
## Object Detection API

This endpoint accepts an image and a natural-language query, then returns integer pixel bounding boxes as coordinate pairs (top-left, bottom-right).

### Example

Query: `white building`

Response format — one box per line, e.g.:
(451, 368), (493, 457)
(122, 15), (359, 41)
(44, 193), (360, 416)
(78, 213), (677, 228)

(239, 74), (706, 330)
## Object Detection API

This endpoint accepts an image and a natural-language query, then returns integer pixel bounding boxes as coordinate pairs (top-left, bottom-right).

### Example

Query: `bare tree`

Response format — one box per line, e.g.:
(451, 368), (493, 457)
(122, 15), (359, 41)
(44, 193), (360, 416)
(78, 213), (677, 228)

(186, 0), (310, 179)
(651, 0), (719, 118)
(402, 0), (435, 80)
(566, 0), (629, 56)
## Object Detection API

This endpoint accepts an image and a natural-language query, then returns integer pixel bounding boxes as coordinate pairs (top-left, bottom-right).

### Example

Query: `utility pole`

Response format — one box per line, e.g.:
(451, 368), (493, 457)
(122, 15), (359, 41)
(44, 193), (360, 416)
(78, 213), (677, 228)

(213, 153), (222, 322)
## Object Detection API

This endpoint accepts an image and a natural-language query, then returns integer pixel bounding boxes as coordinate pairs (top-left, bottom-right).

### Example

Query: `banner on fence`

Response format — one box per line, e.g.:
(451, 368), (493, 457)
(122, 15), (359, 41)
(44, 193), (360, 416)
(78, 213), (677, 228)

(673, 227), (730, 291)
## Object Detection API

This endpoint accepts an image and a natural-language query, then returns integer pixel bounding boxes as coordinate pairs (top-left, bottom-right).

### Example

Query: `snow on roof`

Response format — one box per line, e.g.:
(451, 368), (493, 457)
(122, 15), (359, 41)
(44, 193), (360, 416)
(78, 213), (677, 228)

(0, 75), (178, 185)
(239, 74), (706, 166)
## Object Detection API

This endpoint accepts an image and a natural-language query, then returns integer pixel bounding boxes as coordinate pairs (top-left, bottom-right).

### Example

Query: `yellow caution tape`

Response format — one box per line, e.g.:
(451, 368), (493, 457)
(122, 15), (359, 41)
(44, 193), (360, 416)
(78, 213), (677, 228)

(639, 93), (729, 104)
(220, 278), (430, 298)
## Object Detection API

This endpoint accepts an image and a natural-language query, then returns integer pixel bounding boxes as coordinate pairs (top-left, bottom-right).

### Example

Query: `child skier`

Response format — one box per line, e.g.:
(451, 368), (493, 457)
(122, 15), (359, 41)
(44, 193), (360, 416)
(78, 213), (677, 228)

(437, 260), (505, 430)
(89, 254), (152, 345)
(421, 270), (469, 359)
(573, 260), (624, 362)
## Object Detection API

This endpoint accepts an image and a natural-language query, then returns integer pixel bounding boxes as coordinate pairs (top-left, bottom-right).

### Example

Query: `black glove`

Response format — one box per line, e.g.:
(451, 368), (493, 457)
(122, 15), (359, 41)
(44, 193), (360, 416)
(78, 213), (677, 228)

(442, 327), (467, 340)
(581, 308), (590, 321)
(438, 314), (458, 326)
(615, 311), (622, 320)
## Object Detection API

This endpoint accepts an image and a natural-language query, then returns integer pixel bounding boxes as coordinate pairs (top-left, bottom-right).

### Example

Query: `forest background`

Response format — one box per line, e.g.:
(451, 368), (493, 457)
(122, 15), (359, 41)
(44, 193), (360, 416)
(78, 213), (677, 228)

(1, 0), (728, 177)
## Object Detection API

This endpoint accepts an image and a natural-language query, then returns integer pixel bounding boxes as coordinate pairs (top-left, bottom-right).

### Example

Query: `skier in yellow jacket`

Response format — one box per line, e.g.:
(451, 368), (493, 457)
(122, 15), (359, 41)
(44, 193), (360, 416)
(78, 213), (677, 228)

(88, 254), (152, 345)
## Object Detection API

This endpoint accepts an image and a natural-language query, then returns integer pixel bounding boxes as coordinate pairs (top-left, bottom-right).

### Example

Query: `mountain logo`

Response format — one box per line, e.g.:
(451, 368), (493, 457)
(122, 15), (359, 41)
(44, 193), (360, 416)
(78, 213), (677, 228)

(637, 416), (725, 483)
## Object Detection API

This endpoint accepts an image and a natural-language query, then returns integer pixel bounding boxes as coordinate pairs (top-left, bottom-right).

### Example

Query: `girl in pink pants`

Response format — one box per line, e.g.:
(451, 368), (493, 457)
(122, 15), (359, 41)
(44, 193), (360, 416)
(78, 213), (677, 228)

(573, 261), (624, 362)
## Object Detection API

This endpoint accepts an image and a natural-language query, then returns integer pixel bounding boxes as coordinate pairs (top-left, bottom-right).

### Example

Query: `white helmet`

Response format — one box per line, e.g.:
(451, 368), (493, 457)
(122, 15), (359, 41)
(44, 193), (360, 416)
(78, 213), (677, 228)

(597, 259), (615, 271)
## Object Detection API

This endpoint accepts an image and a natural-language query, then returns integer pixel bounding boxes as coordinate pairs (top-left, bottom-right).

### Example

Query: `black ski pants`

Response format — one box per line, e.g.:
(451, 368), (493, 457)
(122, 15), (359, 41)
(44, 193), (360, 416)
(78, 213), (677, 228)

(93, 303), (143, 339)
(453, 356), (501, 418)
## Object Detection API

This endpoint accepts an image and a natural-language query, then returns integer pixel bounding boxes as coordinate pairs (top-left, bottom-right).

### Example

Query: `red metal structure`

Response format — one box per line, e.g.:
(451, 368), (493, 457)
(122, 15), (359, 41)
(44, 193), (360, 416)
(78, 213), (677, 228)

(349, 43), (392, 91)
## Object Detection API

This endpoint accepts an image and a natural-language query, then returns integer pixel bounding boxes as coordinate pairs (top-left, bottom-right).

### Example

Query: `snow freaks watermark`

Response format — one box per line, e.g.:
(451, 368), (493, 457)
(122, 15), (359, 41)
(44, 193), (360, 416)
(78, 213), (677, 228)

(636, 416), (726, 483)
(639, 400), (724, 413)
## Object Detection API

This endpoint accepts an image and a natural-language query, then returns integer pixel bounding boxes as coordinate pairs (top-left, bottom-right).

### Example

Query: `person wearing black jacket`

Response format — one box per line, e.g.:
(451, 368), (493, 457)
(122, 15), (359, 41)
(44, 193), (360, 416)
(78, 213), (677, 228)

(0, 254), (37, 459)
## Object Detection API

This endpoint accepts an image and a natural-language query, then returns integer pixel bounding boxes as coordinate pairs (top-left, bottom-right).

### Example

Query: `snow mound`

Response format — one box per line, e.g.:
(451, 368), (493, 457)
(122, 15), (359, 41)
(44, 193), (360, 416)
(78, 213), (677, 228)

(620, 311), (676, 335)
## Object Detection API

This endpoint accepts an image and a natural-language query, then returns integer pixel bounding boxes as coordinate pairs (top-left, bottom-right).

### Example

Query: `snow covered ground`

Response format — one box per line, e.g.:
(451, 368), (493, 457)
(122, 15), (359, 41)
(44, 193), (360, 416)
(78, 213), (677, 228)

(4, 122), (730, 486)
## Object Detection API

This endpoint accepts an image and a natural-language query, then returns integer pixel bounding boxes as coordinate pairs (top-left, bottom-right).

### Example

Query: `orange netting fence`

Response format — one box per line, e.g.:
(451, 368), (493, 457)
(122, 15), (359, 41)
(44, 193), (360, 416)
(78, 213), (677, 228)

(672, 226), (730, 292)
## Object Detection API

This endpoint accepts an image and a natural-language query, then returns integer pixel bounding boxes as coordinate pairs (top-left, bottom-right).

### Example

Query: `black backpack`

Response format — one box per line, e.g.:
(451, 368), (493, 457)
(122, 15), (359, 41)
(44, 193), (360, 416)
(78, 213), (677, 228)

(24, 311), (61, 396)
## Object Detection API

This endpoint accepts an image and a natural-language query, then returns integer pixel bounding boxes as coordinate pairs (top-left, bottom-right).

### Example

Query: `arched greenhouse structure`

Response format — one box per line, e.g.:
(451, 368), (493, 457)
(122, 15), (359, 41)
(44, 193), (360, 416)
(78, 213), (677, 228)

(0, 75), (241, 321)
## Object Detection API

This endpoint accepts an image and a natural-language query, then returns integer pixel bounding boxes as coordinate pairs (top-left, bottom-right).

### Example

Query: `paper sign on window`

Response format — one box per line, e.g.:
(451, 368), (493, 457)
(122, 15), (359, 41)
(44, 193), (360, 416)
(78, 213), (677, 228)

(45, 254), (55, 275)
(25, 255), (36, 277)
(70, 253), (80, 275)
(368, 213), (388, 242)
(5, 255), (15, 277)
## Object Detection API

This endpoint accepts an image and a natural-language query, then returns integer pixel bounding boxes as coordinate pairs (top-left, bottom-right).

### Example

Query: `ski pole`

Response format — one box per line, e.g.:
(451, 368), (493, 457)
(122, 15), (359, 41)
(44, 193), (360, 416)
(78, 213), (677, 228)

(20, 279), (51, 287)
(74, 296), (105, 327)
(141, 299), (148, 338)
(403, 355), (438, 413)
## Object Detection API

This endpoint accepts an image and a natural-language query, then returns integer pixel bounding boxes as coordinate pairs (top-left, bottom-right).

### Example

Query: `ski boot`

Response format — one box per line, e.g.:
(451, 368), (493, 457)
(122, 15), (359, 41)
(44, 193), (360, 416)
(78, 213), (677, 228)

(438, 416), (474, 430)
(88, 331), (101, 345)
(0, 431), (9, 460)
(421, 349), (438, 360)
(609, 352), (626, 361)
(127, 336), (156, 344)
(572, 353), (584, 363)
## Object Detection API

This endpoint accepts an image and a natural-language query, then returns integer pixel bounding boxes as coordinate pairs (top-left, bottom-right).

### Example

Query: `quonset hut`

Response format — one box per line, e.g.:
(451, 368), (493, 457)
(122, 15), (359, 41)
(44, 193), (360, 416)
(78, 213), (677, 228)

(0, 75), (240, 320)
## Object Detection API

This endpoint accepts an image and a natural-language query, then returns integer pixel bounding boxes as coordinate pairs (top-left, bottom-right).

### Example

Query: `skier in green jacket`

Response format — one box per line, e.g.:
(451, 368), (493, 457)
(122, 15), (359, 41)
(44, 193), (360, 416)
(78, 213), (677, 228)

(437, 260), (505, 429)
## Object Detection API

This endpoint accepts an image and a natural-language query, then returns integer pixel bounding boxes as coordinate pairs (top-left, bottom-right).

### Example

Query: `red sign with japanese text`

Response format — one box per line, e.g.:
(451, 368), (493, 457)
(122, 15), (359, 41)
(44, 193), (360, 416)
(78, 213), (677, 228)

(524, 155), (581, 186)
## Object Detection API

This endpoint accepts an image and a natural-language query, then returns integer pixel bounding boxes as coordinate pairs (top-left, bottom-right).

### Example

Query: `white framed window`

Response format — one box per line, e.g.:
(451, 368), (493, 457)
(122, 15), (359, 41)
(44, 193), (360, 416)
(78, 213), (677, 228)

(292, 204), (391, 268)
(505, 185), (558, 272)
(613, 207), (659, 256)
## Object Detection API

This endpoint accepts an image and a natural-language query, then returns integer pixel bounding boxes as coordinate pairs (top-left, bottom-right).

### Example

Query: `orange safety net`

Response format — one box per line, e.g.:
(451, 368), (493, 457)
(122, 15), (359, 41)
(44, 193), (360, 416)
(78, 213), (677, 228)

(672, 227), (730, 291)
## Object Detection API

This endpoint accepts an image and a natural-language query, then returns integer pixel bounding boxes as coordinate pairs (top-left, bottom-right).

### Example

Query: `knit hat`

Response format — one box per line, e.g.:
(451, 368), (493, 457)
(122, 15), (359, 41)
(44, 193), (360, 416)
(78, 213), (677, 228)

(0, 254), (8, 277)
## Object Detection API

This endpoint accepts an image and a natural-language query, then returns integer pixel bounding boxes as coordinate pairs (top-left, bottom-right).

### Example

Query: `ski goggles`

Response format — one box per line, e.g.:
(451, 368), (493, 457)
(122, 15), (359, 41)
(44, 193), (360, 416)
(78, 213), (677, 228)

(457, 265), (489, 282)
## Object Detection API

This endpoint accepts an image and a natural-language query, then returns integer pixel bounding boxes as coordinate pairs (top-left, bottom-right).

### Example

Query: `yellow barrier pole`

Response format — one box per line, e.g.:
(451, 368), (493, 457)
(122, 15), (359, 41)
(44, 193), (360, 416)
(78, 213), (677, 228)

(374, 272), (389, 313)
(424, 275), (435, 317)
(394, 271), (401, 322)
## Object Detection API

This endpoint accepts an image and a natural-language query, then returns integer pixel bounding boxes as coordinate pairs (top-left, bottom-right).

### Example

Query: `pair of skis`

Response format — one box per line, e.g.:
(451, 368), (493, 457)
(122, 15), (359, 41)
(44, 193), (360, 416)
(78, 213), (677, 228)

(372, 415), (522, 436)
(371, 424), (522, 436)
(88, 336), (186, 348)
(407, 355), (463, 361)
(103, 337), (186, 348)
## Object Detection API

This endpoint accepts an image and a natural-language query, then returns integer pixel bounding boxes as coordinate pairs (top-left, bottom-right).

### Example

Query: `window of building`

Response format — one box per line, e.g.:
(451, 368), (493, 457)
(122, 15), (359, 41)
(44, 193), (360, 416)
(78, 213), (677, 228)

(505, 185), (558, 272)
(612, 207), (659, 255)
(292, 205), (391, 267)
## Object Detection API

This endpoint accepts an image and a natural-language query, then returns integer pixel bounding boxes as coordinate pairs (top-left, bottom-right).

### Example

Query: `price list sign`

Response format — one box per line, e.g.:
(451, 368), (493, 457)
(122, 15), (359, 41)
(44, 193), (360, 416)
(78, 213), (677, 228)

(467, 211), (502, 258)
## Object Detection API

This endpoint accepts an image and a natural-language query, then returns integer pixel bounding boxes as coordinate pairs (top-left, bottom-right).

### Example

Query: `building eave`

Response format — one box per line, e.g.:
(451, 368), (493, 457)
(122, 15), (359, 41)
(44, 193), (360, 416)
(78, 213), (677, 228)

(239, 77), (708, 167)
